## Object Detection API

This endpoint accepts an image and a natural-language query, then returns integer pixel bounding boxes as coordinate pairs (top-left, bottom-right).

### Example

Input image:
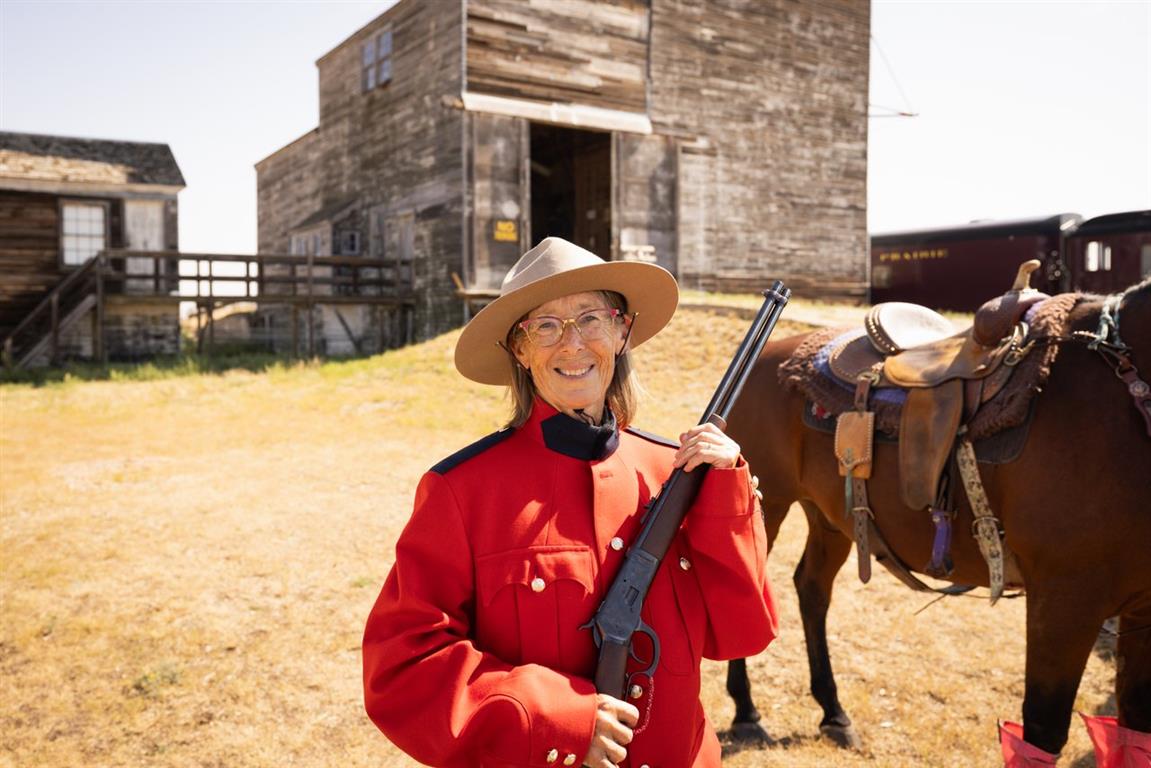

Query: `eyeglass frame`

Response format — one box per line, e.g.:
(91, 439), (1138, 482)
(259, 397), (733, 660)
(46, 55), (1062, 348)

(515, 307), (631, 347)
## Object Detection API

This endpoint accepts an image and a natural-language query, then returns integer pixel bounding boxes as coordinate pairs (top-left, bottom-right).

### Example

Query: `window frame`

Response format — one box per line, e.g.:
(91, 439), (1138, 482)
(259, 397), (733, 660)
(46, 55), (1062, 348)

(58, 199), (111, 268)
(361, 26), (393, 93)
(1084, 240), (1112, 272)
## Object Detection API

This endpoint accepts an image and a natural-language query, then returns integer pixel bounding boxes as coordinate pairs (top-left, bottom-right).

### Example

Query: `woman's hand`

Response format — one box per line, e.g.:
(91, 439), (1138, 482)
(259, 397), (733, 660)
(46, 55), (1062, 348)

(673, 422), (741, 472)
(583, 694), (638, 768)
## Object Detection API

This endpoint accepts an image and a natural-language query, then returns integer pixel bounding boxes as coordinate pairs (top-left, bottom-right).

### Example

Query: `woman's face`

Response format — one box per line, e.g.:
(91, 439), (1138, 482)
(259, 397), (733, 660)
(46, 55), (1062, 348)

(513, 292), (629, 423)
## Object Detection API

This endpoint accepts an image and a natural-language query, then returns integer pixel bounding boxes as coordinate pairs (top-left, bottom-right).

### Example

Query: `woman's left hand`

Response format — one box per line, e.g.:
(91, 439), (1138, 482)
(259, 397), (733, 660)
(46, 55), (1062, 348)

(673, 422), (741, 472)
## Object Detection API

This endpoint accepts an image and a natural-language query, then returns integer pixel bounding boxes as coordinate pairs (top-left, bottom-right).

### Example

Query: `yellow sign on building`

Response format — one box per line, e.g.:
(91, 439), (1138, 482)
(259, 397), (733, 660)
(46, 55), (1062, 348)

(493, 220), (518, 242)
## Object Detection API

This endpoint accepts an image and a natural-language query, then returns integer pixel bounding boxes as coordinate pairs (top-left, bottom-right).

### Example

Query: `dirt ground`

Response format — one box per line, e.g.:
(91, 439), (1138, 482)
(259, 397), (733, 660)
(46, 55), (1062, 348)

(0, 302), (1115, 767)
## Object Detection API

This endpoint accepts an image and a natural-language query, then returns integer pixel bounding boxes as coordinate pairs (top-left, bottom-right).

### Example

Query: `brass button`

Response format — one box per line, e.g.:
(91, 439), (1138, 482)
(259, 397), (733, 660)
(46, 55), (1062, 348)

(563, 754), (577, 766)
(629, 683), (644, 699)
(610, 537), (624, 551)
(679, 557), (691, 571)
(546, 748), (558, 764)
(530, 577), (546, 593)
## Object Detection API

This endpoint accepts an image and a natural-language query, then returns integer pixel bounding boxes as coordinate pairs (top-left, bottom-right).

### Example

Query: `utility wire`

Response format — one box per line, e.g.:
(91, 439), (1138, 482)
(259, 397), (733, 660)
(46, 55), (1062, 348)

(869, 34), (919, 119)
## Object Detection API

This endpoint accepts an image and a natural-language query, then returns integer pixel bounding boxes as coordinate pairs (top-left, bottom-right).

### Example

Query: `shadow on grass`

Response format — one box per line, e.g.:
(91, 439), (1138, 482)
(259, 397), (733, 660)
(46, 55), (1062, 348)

(718, 727), (826, 758)
(0, 351), (310, 387)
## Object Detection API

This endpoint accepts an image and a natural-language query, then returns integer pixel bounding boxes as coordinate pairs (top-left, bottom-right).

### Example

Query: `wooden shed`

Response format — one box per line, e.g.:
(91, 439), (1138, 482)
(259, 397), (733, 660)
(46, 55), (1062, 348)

(0, 131), (185, 363)
(257, 0), (871, 344)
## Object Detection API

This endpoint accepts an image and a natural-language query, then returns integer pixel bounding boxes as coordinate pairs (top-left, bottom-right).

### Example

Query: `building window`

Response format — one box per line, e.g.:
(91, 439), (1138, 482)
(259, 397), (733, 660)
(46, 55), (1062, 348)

(61, 202), (107, 265)
(361, 28), (393, 92)
(1084, 241), (1111, 272)
(339, 230), (361, 256)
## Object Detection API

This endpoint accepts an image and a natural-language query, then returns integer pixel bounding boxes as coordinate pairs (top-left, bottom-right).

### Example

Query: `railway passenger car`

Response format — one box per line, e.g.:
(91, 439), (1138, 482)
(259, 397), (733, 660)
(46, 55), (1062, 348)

(869, 214), (1080, 311)
(1062, 210), (1151, 295)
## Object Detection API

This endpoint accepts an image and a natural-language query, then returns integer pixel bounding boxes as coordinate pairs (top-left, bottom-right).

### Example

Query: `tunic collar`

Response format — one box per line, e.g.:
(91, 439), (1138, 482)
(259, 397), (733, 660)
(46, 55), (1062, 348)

(528, 399), (620, 461)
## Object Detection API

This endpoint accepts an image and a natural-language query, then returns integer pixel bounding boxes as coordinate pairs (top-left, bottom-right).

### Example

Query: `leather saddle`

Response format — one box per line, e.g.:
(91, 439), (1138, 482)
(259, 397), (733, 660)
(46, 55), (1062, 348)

(830, 260), (1049, 510)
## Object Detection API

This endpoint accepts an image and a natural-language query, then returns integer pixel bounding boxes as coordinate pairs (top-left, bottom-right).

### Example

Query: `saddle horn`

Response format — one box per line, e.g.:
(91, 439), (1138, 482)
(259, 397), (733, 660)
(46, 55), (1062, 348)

(973, 260), (1050, 347)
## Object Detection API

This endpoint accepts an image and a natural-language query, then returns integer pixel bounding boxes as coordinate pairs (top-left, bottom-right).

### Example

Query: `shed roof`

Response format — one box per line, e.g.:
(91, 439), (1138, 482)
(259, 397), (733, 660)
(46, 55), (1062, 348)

(0, 131), (185, 188)
(291, 197), (359, 231)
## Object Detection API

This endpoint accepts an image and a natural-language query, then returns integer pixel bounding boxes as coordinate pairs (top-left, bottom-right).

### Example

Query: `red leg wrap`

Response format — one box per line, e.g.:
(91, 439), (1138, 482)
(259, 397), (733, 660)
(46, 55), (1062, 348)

(1080, 713), (1151, 768)
(999, 721), (1059, 767)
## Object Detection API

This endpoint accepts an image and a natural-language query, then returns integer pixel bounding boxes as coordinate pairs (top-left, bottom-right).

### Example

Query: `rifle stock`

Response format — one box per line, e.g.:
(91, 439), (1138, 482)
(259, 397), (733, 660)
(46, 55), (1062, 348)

(584, 282), (790, 700)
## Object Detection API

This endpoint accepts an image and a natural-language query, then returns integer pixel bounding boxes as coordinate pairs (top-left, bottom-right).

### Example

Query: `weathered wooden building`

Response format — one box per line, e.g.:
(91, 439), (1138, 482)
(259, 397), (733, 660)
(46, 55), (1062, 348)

(0, 131), (185, 363)
(257, 0), (870, 343)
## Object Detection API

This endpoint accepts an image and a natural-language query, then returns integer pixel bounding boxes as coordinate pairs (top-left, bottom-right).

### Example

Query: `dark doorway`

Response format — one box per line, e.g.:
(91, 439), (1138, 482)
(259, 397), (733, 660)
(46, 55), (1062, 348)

(530, 123), (612, 257)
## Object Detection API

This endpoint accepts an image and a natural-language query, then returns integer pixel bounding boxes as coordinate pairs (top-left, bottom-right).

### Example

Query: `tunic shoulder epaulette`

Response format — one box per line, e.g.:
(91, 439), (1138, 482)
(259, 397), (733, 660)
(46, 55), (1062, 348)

(429, 428), (515, 475)
(624, 425), (680, 449)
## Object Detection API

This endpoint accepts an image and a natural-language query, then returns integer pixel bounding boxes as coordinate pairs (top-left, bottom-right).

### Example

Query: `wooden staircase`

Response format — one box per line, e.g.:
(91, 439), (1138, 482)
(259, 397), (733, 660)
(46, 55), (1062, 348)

(2, 255), (104, 369)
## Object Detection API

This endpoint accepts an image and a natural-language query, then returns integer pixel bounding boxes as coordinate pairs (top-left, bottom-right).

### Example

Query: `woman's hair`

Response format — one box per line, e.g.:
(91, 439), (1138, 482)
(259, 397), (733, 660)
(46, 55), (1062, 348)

(504, 290), (639, 429)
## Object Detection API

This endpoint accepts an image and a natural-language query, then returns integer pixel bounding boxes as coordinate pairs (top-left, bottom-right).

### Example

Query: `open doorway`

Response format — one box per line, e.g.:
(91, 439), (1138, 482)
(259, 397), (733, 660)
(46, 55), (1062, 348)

(530, 123), (612, 257)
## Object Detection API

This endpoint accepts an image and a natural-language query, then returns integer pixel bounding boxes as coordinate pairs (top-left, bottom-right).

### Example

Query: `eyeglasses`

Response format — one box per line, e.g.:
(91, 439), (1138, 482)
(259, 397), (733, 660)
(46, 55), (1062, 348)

(517, 308), (625, 347)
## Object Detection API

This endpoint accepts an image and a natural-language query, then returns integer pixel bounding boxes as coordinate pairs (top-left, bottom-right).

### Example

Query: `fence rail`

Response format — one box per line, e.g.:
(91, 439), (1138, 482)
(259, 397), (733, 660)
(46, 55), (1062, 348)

(3, 250), (417, 369)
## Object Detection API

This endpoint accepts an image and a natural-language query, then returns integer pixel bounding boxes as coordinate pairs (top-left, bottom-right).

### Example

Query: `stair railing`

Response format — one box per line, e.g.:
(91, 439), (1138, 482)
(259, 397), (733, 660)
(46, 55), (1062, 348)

(2, 254), (104, 369)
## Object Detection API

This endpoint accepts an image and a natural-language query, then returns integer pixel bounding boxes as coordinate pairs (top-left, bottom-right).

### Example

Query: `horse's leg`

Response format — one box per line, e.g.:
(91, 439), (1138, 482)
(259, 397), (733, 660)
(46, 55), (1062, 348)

(726, 499), (792, 743)
(1020, 586), (1106, 755)
(795, 499), (860, 749)
(1116, 605), (1151, 732)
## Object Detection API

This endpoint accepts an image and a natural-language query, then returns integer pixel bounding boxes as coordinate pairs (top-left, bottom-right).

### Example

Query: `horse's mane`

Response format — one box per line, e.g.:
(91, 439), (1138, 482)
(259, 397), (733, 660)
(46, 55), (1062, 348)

(1065, 277), (1151, 327)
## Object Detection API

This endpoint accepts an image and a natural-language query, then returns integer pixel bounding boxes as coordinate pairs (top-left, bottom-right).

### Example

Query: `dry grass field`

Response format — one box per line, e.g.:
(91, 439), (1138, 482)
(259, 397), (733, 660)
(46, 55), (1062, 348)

(1, 301), (1115, 767)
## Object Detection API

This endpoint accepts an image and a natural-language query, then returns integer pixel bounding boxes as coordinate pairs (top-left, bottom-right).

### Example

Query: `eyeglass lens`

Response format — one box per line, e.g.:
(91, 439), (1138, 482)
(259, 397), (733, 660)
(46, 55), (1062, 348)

(522, 309), (618, 346)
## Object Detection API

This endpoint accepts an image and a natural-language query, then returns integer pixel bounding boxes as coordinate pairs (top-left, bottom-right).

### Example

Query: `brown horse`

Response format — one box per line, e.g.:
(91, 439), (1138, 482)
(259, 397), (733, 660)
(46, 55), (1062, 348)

(722, 280), (1151, 758)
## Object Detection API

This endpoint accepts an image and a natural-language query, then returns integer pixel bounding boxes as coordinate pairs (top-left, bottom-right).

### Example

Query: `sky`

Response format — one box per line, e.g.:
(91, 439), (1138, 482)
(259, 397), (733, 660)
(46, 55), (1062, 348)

(1, 0), (1148, 255)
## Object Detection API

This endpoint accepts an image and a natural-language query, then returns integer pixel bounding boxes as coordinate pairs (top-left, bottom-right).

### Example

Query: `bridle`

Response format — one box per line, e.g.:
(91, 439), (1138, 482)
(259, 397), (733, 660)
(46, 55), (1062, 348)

(1066, 285), (1151, 437)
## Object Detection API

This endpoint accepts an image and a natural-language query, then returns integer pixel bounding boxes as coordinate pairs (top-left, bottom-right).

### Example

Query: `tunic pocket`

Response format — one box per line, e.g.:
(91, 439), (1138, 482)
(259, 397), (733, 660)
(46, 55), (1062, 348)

(475, 546), (596, 670)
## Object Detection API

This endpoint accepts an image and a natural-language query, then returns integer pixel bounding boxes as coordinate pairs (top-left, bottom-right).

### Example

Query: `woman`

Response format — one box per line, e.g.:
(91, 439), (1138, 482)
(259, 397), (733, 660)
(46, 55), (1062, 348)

(363, 237), (778, 767)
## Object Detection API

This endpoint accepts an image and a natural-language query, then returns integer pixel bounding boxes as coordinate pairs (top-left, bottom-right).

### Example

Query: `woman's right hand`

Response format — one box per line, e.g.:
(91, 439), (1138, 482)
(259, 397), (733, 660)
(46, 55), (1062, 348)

(583, 693), (639, 768)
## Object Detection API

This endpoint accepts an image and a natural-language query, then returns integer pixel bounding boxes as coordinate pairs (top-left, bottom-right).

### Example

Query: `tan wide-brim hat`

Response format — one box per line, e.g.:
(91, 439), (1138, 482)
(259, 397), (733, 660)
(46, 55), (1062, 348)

(455, 237), (679, 385)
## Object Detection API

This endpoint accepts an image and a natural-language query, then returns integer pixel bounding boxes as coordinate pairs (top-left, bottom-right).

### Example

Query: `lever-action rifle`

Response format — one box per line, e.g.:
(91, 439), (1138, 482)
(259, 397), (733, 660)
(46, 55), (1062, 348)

(583, 282), (791, 700)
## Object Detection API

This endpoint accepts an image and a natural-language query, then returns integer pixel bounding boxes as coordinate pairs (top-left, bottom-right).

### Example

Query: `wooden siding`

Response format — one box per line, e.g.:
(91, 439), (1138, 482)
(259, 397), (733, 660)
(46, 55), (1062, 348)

(468, 112), (528, 290)
(256, 130), (322, 255)
(0, 190), (59, 337)
(466, 0), (650, 113)
(258, 1), (466, 340)
(615, 132), (676, 270)
(651, 0), (870, 297)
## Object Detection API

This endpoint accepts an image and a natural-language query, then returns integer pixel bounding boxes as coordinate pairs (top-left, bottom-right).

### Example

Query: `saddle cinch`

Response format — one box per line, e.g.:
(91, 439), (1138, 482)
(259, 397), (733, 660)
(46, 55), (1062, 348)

(829, 260), (1048, 602)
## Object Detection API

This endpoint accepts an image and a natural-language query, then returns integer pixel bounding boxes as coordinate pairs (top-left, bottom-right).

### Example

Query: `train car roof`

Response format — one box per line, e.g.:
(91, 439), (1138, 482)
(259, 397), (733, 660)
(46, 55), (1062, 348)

(871, 213), (1082, 246)
(1066, 210), (1151, 237)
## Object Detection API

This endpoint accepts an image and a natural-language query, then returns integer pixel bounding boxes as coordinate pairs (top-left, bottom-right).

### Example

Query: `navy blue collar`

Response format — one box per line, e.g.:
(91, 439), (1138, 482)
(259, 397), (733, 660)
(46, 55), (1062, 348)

(539, 407), (619, 461)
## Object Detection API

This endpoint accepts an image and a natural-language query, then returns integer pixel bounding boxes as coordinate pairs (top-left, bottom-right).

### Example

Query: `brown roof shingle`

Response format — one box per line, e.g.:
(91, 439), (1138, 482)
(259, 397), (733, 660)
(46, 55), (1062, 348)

(0, 131), (185, 187)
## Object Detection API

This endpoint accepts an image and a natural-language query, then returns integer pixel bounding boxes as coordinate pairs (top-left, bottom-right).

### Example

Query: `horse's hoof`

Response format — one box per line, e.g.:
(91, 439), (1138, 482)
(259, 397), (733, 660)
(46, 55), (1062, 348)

(820, 722), (862, 749)
(730, 720), (775, 745)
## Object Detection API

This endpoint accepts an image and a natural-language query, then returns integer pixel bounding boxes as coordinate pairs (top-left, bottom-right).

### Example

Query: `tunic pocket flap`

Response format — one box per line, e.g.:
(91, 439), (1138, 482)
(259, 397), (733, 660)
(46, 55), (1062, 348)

(476, 546), (595, 606)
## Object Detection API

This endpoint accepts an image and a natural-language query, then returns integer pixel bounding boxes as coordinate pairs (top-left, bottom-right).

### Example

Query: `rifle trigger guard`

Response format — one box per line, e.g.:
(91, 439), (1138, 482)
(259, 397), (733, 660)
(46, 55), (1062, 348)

(628, 619), (661, 680)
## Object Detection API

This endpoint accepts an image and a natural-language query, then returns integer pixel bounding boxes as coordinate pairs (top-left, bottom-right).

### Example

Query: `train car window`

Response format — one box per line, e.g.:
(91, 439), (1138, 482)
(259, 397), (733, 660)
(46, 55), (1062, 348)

(1085, 241), (1112, 272)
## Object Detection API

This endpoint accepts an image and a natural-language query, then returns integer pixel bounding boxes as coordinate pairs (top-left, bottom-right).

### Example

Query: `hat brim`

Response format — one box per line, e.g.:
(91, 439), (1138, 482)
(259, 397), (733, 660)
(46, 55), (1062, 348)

(454, 261), (679, 385)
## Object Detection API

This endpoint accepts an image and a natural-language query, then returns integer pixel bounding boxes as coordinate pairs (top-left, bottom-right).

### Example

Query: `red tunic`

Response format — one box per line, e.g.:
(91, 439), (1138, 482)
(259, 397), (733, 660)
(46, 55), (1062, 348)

(363, 401), (777, 767)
